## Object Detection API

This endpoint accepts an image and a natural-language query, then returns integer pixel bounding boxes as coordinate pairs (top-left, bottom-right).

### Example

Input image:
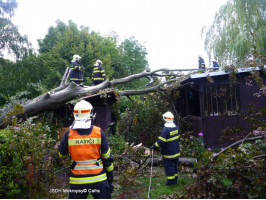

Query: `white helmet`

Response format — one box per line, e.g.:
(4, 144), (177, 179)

(73, 100), (93, 120)
(95, 59), (102, 65)
(162, 111), (174, 122)
(72, 54), (81, 62)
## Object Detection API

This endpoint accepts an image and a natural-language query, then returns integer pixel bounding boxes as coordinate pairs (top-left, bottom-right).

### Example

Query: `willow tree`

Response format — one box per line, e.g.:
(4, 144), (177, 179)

(0, 0), (30, 58)
(202, 0), (266, 67)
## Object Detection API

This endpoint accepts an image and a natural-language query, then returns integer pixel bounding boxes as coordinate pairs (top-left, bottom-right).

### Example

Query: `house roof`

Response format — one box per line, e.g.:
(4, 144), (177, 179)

(190, 66), (265, 80)
(80, 90), (118, 104)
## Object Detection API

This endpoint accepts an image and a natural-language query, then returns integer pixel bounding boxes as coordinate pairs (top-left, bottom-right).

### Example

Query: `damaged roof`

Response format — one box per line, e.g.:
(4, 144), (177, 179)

(189, 66), (265, 80)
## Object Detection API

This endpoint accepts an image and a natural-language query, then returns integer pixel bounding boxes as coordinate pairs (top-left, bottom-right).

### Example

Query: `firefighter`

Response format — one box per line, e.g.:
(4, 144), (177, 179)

(59, 100), (114, 199)
(165, 71), (176, 80)
(92, 60), (106, 86)
(198, 55), (206, 73)
(212, 60), (219, 71)
(69, 55), (84, 85)
(151, 111), (180, 186)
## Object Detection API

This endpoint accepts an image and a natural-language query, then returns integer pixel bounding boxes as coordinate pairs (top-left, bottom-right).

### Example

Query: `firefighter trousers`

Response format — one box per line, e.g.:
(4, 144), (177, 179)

(69, 180), (111, 199)
(163, 158), (179, 185)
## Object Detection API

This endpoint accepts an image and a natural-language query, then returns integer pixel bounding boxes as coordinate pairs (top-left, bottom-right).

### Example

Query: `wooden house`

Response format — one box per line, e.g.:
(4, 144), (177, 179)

(173, 67), (266, 148)
(54, 91), (118, 138)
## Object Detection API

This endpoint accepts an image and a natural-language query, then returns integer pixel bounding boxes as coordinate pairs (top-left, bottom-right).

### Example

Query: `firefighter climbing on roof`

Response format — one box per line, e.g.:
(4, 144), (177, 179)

(212, 60), (219, 71)
(59, 100), (114, 199)
(69, 55), (84, 85)
(198, 55), (206, 73)
(165, 71), (176, 80)
(151, 111), (180, 186)
(92, 60), (106, 86)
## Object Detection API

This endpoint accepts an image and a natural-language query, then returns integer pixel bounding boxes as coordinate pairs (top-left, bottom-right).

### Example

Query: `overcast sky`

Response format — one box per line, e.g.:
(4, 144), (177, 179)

(12, 0), (228, 71)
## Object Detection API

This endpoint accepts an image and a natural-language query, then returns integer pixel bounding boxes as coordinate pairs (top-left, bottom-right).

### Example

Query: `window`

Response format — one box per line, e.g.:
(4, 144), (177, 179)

(204, 84), (240, 116)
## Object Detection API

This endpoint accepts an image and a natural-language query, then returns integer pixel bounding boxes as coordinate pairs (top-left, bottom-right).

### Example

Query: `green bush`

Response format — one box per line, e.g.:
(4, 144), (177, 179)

(114, 94), (167, 146)
(107, 134), (126, 155)
(0, 118), (62, 198)
(186, 140), (266, 198)
(0, 129), (22, 198)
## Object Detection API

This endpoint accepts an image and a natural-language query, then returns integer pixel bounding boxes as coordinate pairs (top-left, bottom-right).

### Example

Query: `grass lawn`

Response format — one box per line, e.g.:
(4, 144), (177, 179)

(110, 166), (195, 199)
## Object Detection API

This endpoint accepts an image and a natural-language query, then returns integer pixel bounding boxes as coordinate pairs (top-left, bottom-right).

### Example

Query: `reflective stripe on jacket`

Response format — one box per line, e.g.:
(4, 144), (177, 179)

(198, 57), (206, 72)
(155, 126), (181, 160)
(69, 173), (107, 184)
(68, 128), (102, 175)
(166, 71), (176, 80)
(69, 61), (84, 81)
(213, 62), (219, 71)
(92, 65), (106, 81)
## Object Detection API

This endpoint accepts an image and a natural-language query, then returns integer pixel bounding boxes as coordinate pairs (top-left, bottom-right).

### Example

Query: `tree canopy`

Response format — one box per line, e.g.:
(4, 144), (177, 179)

(202, 0), (266, 67)
(37, 20), (148, 89)
(0, 0), (30, 58)
(0, 19), (149, 106)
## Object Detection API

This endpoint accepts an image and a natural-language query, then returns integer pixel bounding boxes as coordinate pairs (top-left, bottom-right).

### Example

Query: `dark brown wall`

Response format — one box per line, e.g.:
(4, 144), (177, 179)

(178, 71), (266, 148)
(53, 92), (117, 133)
(92, 103), (113, 131)
(203, 116), (249, 147)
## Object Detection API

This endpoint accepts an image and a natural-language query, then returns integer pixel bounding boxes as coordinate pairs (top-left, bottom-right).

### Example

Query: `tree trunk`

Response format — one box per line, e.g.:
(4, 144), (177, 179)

(0, 68), (198, 128)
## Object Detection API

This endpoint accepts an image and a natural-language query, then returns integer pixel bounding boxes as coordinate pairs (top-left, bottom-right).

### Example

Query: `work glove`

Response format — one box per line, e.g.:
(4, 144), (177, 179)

(107, 171), (114, 183)
(70, 161), (76, 170)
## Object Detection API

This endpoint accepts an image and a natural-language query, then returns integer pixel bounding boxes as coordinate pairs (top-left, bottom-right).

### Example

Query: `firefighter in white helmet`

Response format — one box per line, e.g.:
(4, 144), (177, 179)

(212, 59), (219, 72)
(198, 55), (206, 73)
(69, 54), (84, 85)
(92, 59), (106, 86)
(151, 111), (180, 186)
(59, 100), (114, 198)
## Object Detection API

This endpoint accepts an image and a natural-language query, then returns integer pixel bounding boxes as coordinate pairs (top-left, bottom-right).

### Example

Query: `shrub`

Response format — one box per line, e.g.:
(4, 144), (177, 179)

(114, 94), (167, 146)
(186, 140), (266, 198)
(0, 118), (62, 198)
(107, 134), (126, 155)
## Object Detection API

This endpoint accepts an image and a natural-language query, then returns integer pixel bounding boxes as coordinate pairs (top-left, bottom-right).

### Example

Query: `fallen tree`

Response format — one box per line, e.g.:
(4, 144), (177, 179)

(0, 68), (198, 128)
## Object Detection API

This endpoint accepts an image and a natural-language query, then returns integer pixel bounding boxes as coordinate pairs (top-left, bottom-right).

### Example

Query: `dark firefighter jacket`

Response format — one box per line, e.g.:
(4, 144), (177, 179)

(154, 125), (180, 160)
(213, 62), (219, 71)
(92, 65), (106, 82)
(58, 126), (113, 185)
(198, 57), (206, 71)
(69, 61), (84, 82)
(166, 71), (176, 80)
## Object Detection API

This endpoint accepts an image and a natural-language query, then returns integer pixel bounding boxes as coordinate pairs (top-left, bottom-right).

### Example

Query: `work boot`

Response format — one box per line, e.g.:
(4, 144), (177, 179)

(165, 181), (177, 186)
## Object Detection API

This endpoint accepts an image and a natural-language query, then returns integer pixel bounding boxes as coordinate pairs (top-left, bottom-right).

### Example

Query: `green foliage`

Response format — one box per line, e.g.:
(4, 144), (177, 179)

(107, 134), (126, 155)
(186, 140), (266, 198)
(192, 134), (205, 159)
(179, 118), (207, 159)
(112, 143), (148, 199)
(202, 0), (266, 66)
(180, 132), (206, 160)
(115, 36), (148, 90)
(112, 166), (194, 199)
(0, 0), (30, 58)
(0, 19), (148, 106)
(115, 94), (167, 146)
(0, 118), (62, 198)
(37, 20), (148, 89)
(0, 54), (48, 106)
